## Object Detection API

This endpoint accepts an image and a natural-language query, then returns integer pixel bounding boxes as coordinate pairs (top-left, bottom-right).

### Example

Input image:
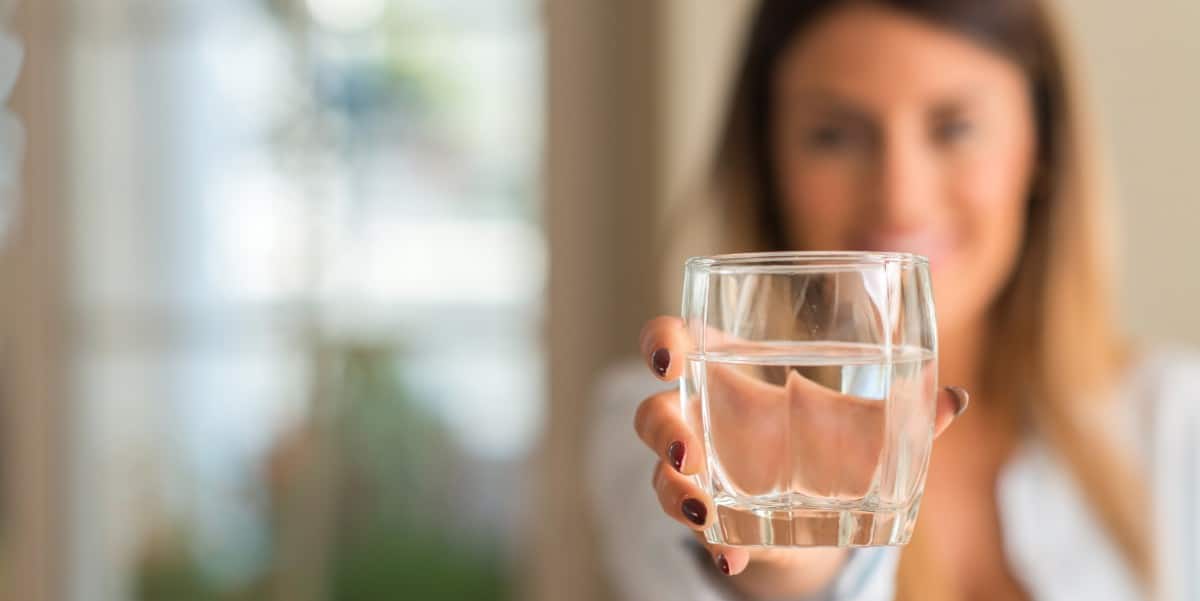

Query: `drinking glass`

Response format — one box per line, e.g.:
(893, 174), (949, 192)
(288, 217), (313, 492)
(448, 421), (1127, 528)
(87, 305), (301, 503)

(681, 251), (937, 547)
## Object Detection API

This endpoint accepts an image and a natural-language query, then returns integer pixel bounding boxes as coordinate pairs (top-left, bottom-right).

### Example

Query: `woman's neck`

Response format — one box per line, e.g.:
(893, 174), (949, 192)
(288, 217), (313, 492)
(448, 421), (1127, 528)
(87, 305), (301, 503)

(936, 316), (1024, 441)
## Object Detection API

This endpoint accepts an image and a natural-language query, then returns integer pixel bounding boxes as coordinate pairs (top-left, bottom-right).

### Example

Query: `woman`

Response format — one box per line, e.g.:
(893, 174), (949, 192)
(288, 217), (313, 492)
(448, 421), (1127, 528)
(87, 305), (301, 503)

(587, 1), (1200, 600)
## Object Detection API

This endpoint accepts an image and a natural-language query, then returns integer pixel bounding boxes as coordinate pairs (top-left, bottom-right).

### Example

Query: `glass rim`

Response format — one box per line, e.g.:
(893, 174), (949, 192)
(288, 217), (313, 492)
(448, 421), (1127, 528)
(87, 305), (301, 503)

(686, 251), (929, 271)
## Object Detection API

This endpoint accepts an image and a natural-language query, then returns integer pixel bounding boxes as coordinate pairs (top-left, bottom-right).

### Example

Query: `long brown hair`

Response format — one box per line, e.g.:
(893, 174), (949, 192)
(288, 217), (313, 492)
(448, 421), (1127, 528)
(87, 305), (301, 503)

(683, 0), (1151, 595)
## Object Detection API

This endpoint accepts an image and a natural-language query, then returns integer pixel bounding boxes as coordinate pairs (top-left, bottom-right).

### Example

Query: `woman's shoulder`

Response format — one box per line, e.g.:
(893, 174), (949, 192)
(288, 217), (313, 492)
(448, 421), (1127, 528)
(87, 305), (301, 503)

(1117, 346), (1200, 600)
(586, 357), (673, 502)
(1116, 345), (1200, 458)
(585, 358), (738, 601)
(593, 358), (674, 410)
(1121, 344), (1200, 417)
(1130, 344), (1200, 380)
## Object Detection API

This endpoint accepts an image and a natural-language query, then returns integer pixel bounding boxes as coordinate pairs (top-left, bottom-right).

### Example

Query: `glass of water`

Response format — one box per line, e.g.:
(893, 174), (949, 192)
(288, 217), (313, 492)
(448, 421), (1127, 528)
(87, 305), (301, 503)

(681, 251), (937, 547)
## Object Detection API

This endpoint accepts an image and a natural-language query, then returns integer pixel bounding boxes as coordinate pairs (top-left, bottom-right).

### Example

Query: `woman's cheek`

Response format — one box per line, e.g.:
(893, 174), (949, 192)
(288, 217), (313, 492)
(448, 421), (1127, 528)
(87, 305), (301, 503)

(954, 121), (1035, 272)
(943, 164), (1028, 323)
(959, 155), (1029, 267)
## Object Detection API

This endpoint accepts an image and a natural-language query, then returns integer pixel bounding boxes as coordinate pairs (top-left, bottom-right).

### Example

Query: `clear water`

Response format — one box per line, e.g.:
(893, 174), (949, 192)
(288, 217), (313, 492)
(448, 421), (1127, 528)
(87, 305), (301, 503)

(684, 341), (936, 546)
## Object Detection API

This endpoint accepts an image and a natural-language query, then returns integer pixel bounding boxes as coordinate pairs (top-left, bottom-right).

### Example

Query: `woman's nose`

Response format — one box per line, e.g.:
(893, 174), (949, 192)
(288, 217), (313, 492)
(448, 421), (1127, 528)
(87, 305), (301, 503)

(872, 128), (939, 229)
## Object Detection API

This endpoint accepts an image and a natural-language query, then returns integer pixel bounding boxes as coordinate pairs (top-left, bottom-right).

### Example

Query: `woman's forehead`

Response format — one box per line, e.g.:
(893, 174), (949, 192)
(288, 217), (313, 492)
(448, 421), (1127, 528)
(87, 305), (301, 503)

(773, 4), (1028, 111)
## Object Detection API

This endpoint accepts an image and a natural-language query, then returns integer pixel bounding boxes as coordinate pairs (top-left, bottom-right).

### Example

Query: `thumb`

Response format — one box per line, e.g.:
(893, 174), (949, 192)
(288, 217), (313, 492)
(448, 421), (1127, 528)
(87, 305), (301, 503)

(933, 386), (970, 438)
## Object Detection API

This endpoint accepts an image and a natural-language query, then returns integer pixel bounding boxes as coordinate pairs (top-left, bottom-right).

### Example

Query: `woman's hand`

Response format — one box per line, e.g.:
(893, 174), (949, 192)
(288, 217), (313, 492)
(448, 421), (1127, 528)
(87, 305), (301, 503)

(634, 316), (969, 598)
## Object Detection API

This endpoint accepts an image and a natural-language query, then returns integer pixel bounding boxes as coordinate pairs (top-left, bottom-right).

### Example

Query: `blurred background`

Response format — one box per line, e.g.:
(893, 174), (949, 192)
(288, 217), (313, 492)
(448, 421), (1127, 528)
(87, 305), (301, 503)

(0, 0), (1197, 600)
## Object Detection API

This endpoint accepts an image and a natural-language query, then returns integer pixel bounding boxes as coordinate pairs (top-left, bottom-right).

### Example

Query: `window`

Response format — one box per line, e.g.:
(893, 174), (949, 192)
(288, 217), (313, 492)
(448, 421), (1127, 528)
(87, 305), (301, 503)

(65, 0), (543, 598)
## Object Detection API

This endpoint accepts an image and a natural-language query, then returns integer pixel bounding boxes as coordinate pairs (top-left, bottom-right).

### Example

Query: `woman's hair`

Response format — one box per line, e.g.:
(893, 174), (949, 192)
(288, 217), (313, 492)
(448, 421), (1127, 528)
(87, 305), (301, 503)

(688, 0), (1150, 595)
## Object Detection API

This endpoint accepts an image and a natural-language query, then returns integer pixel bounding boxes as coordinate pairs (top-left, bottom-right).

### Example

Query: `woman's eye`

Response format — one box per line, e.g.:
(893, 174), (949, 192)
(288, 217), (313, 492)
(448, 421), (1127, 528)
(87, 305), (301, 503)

(933, 118), (972, 144)
(804, 125), (854, 150)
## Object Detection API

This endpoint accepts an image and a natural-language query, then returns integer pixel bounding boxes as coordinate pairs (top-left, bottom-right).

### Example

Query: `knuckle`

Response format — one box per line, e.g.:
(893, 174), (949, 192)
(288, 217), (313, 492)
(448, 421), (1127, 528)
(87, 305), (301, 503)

(651, 402), (680, 445)
(634, 390), (673, 439)
(638, 393), (667, 436)
(633, 398), (652, 435)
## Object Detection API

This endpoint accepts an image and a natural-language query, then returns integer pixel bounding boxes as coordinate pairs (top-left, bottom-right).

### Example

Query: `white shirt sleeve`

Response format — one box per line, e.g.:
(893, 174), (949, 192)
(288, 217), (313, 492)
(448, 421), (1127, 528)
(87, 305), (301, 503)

(994, 347), (1200, 601)
(1138, 348), (1200, 601)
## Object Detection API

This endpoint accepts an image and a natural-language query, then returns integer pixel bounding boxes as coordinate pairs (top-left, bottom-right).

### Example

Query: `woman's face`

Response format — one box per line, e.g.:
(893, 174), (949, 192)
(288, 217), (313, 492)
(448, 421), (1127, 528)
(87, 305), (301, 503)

(772, 4), (1036, 336)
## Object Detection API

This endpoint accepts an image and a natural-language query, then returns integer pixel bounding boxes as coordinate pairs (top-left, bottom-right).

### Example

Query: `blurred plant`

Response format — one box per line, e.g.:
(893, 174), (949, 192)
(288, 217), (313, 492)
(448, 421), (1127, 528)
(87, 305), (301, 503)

(134, 342), (512, 600)
(134, 526), (264, 601)
(269, 343), (514, 601)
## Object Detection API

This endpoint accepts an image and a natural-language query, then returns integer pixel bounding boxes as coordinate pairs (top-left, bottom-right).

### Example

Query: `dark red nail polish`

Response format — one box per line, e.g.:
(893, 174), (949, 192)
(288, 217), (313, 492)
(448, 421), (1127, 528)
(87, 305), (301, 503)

(652, 348), (670, 377)
(667, 441), (685, 472)
(716, 553), (730, 575)
(946, 386), (970, 417)
(681, 498), (706, 526)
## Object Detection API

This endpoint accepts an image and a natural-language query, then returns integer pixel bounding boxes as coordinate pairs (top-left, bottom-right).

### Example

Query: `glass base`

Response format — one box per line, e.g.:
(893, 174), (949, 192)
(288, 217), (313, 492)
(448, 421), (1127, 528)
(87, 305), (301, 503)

(703, 498), (922, 547)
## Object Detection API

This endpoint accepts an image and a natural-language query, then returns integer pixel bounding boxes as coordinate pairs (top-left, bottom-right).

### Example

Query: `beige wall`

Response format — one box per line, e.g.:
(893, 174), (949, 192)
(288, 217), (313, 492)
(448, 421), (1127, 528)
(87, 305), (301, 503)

(1057, 0), (1200, 347)
(658, 0), (1200, 347)
(658, 0), (754, 210)
(539, 2), (664, 600)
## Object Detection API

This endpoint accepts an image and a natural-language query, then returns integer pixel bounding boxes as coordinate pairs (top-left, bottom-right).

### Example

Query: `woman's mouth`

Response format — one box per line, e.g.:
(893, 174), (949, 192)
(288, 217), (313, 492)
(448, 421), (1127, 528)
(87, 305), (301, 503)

(856, 230), (957, 270)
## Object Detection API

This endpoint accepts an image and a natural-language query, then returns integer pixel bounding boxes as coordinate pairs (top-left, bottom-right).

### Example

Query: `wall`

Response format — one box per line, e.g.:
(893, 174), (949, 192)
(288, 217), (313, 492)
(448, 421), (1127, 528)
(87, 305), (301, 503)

(1057, 0), (1200, 346)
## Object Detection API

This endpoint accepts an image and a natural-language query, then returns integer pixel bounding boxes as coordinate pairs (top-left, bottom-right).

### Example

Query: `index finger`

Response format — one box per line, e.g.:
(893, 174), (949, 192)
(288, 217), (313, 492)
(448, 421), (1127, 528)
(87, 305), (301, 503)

(638, 316), (692, 380)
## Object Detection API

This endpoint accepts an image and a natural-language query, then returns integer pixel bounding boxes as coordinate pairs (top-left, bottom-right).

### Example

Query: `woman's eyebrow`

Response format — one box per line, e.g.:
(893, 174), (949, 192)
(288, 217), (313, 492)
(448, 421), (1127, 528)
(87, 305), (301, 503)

(928, 86), (988, 110)
(787, 86), (989, 115)
(785, 90), (873, 121)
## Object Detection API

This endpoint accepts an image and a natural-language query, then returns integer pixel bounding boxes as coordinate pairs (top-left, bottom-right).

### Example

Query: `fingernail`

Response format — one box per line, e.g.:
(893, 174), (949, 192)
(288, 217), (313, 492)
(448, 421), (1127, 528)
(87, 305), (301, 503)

(652, 348), (670, 377)
(681, 498), (707, 526)
(667, 441), (686, 472)
(946, 386), (970, 417)
(715, 553), (730, 575)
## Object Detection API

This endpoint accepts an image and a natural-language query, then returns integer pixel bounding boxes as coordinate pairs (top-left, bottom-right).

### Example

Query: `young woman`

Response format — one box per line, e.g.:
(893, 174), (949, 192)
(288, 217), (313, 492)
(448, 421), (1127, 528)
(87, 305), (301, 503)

(588, 1), (1200, 600)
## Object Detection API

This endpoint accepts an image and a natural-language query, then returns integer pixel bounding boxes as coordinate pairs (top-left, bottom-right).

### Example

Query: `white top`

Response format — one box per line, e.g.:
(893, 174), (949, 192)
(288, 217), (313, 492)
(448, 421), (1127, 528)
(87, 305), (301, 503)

(586, 348), (1200, 601)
